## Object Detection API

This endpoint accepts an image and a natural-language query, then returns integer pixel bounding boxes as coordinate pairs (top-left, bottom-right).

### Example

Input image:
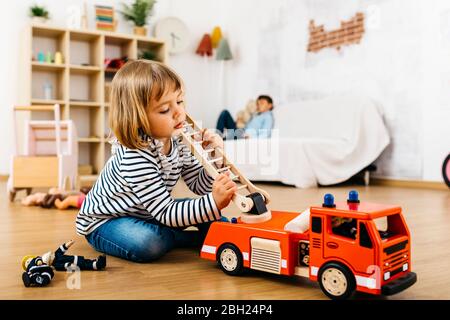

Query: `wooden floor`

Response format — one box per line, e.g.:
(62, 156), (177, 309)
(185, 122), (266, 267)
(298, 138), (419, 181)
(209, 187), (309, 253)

(1, 180), (449, 300)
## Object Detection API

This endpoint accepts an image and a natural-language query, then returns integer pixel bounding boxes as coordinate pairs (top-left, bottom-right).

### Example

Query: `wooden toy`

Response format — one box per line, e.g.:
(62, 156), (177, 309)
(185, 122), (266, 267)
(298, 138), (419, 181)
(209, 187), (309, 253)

(37, 51), (45, 63)
(95, 5), (117, 32)
(45, 51), (52, 63)
(200, 191), (417, 299)
(54, 51), (63, 64)
(7, 104), (78, 202)
(179, 114), (416, 299)
(180, 113), (271, 223)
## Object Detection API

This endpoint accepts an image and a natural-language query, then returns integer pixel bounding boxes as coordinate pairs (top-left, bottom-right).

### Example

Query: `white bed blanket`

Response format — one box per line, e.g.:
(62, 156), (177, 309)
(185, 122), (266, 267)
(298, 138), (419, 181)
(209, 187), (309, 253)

(222, 94), (390, 188)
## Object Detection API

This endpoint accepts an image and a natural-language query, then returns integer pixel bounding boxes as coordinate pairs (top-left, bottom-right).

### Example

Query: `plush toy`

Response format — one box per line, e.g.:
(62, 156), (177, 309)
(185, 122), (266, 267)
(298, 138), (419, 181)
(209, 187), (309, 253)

(236, 99), (257, 129)
(21, 187), (91, 209)
(21, 256), (55, 287)
(54, 193), (86, 210)
(21, 240), (106, 287)
(21, 192), (47, 206)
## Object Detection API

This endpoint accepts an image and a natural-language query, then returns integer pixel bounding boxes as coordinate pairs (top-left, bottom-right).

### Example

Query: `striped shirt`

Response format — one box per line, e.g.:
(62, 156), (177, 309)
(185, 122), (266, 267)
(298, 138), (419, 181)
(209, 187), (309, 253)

(76, 134), (221, 236)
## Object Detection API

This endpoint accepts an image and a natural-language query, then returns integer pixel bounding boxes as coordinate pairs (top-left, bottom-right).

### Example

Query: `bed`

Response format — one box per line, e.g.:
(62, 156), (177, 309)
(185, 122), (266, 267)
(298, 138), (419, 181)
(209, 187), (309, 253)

(222, 94), (390, 188)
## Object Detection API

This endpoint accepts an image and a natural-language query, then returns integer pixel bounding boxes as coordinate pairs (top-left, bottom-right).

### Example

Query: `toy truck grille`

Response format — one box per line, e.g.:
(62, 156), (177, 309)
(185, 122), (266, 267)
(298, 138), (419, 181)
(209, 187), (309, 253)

(383, 248), (409, 277)
(250, 238), (281, 274)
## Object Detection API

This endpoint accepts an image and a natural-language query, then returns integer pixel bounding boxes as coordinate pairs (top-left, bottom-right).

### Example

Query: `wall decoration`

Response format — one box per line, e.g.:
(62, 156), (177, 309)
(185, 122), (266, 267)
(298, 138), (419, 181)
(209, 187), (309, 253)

(196, 34), (212, 57)
(95, 5), (117, 32)
(307, 12), (365, 53)
(211, 26), (223, 49)
(154, 17), (190, 55)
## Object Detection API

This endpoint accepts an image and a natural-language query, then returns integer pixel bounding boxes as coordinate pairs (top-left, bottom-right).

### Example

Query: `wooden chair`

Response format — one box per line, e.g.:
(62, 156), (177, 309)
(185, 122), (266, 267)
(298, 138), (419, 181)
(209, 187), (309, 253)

(7, 104), (78, 202)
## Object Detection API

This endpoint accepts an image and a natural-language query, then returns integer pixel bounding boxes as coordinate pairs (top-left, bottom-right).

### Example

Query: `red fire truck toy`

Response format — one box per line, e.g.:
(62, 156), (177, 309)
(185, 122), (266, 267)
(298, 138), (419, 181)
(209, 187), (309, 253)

(200, 191), (417, 300)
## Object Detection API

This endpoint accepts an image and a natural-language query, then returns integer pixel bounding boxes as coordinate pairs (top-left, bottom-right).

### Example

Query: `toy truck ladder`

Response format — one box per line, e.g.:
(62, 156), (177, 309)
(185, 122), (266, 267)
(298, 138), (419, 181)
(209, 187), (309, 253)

(180, 113), (272, 223)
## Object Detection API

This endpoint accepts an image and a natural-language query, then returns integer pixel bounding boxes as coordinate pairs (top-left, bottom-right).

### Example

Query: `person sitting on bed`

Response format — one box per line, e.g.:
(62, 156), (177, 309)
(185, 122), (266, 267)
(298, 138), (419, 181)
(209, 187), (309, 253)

(216, 95), (274, 140)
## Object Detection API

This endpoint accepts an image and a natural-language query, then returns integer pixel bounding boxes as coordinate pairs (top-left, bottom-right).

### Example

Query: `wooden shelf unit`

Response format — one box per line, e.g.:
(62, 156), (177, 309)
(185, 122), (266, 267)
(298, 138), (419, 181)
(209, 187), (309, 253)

(23, 24), (167, 183)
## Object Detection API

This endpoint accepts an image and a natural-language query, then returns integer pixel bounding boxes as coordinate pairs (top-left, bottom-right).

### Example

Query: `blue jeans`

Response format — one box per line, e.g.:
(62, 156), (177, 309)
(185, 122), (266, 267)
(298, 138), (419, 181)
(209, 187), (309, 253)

(216, 110), (246, 140)
(85, 200), (212, 263)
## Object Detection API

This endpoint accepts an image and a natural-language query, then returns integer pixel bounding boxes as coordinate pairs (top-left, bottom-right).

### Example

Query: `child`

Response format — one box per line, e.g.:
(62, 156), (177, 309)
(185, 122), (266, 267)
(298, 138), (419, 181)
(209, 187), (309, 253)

(216, 95), (275, 139)
(76, 60), (236, 263)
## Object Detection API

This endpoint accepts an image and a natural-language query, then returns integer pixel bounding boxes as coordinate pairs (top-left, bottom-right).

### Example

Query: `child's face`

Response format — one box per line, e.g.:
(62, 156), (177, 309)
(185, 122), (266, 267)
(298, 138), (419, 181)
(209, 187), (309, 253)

(256, 99), (272, 113)
(147, 88), (186, 140)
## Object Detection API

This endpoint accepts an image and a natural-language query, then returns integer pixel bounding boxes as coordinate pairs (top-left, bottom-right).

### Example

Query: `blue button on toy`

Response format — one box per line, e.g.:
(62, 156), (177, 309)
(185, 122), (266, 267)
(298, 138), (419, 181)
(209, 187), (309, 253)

(231, 217), (238, 224)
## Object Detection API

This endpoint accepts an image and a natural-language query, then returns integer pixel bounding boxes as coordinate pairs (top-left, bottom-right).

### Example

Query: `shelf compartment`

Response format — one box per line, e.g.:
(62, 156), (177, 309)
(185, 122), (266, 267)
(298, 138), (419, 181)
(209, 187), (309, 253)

(32, 26), (67, 64)
(70, 106), (103, 141)
(104, 35), (136, 80)
(31, 69), (66, 101)
(69, 71), (102, 102)
(137, 39), (166, 63)
(69, 31), (103, 67)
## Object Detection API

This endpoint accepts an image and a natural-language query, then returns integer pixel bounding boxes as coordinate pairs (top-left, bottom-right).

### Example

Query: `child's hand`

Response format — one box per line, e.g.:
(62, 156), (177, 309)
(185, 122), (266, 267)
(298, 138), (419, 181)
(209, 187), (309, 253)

(201, 128), (224, 151)
(200, 129), (224, 167)
(212, 172), (237, 210)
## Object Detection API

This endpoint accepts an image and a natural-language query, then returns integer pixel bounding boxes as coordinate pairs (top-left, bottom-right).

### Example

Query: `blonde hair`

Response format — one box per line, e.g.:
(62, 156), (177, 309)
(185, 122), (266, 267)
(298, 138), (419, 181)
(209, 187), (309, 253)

(109, 59), (183, 149)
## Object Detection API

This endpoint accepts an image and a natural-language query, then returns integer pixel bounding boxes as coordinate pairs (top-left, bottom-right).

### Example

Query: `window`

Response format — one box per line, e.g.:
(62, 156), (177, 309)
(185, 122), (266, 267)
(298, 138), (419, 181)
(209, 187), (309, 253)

(331, 216), (357, 240)
(311, 217), (322, 234)
(359, 222), (373, 248)
(374, 214), (407, 240)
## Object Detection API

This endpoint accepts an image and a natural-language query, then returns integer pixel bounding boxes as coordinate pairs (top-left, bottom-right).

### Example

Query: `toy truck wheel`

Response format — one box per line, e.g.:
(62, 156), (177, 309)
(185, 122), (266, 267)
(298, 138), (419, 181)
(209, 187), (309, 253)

(318, 263), (356, 300)
(217, 244), (244, 276)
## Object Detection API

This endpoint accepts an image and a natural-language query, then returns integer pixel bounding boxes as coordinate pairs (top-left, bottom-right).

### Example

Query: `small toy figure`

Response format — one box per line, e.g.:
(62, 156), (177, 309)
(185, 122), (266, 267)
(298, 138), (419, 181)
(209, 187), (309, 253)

(43, 240), (106, 271)
(21, 256), (54, 287)
(21, 240), (106, 287)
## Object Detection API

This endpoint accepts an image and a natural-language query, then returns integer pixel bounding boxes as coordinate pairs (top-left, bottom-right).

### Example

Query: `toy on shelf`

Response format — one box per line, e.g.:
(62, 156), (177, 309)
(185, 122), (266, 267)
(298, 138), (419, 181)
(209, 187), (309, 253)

(181, 113), (271, 223)
(21, 240), (106, 287)
(7, 104), (78, 202)
(104, 57), (128, 71)
(200, 190), (417, 300)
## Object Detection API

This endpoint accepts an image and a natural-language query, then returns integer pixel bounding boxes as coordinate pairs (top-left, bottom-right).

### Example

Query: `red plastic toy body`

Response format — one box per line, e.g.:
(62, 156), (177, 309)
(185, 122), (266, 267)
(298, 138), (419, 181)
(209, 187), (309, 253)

(200, 192), (417, 299)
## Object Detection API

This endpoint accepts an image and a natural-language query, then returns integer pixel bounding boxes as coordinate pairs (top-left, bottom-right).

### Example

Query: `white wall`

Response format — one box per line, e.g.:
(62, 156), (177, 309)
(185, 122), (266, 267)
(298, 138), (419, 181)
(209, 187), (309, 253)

(222, 0), (450, 182)
(1, 0), (449, 182)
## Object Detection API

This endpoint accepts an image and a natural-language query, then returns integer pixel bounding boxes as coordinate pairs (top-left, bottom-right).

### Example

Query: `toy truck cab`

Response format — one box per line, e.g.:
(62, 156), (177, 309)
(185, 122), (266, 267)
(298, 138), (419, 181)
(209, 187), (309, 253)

(308, 192), (417, 299)
(200, 191), (417, 300)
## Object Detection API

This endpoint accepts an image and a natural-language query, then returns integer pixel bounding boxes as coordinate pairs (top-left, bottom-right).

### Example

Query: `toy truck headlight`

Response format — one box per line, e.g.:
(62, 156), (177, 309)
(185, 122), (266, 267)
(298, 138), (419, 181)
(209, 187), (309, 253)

(384, 272), (390, 280)
(403, 263), (408, 271)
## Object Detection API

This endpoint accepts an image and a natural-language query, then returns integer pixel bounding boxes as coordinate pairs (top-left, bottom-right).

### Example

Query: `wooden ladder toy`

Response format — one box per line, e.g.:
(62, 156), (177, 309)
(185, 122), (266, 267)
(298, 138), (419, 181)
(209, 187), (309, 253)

(180, 113), (272, 223)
